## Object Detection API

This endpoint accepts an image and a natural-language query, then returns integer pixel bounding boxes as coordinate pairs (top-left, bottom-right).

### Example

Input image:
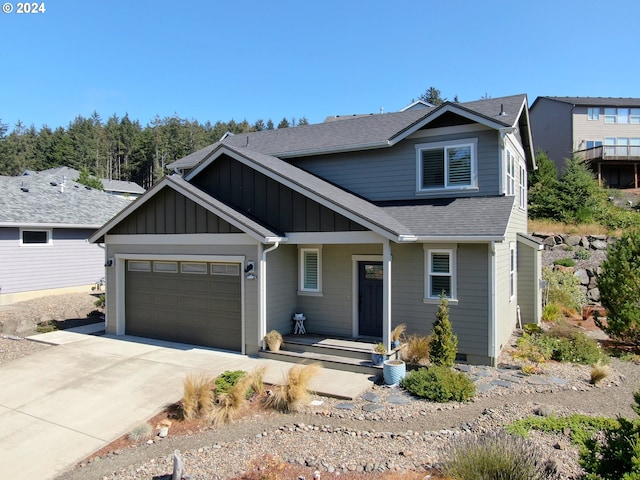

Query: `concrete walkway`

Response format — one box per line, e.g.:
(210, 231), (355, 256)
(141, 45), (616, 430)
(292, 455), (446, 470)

(0, 328), (373, 480)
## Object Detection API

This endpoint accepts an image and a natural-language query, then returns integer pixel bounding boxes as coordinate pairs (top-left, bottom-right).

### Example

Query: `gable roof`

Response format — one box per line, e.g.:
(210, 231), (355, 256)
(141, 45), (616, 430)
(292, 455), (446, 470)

(0, 172), (130, 228)
(532, 96), (640, 108)
(168, 94), (531, 171)
(101, 179), (146, 195)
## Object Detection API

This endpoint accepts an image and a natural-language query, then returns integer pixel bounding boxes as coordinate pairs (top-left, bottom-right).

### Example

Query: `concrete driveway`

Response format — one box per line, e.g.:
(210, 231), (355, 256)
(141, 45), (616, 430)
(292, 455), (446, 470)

(0, 329), (373, 480)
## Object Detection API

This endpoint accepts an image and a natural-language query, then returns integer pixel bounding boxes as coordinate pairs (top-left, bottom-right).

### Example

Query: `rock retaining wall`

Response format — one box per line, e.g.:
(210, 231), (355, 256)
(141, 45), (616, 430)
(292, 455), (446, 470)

(531, 232), (617, 305)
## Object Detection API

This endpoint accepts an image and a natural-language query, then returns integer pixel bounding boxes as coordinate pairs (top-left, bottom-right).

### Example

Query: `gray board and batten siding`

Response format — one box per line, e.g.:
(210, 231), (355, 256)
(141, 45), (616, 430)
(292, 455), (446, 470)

(190, 154), (368, 233)
(291, 129), (500, 202)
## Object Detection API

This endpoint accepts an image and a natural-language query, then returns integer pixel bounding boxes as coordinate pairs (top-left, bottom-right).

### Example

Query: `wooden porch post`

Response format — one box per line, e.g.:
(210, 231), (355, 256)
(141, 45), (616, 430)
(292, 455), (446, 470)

(598, 162), (602, 187)
(635, 163), (638, 189)
(382, 240), (392, 352)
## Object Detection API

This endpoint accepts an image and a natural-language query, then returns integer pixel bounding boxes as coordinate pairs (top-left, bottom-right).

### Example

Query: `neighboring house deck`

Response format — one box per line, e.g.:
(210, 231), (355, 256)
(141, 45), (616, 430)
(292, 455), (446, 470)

(530, 96), (640, 188)
(91, 94), (542, 367)
(0, 171), (129, 305)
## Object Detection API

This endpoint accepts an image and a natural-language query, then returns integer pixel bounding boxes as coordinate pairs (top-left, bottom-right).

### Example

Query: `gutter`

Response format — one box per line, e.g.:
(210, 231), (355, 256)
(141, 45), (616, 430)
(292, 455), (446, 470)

(259, 241), (281, 348)
(415, 235), (505, 243)
(0, 222), (104, 229)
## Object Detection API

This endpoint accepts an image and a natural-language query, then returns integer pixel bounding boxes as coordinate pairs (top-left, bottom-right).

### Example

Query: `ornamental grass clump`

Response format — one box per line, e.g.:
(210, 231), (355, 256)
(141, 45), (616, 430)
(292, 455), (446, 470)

(209, 374), (253, 426)
(264, 363), (320, 413)
(181, 373), (215, 420)
(403, 334), (431, 365)
(443, 432), (558, 480)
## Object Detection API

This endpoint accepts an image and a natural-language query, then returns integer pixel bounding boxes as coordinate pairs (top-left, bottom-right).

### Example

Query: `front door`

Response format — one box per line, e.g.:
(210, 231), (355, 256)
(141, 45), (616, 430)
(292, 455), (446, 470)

(358, 261), (383, 337)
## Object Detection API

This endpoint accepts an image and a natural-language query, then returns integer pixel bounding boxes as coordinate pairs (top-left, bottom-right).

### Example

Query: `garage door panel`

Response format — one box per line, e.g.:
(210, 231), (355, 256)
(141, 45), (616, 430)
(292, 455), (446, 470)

(125, 260), (242, 351)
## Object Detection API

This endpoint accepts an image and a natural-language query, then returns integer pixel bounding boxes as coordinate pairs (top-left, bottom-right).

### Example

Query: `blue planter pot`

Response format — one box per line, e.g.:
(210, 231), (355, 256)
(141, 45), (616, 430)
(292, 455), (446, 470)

(383, 359), (406, 385)
(371, 353), (385, 366)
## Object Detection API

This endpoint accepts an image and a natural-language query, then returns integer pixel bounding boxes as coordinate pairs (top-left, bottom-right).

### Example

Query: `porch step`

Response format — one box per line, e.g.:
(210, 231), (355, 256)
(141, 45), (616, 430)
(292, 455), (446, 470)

(258, 334), (401, 376)
(259, 348), (382, 376)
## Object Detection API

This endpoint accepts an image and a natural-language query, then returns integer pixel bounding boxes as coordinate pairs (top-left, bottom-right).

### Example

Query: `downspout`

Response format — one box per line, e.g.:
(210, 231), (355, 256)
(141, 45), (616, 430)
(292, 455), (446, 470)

(259, 241), (280, 348)
(488, 241), (497, 366)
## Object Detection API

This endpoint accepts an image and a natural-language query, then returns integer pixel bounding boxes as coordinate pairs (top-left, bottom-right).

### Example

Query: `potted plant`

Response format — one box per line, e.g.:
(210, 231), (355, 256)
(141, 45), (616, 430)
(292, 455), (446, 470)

(264, 330), (283, 352)
(390, 323), (406, 349)
(371, 342), (387, 366)
(383, 359), (406, 385)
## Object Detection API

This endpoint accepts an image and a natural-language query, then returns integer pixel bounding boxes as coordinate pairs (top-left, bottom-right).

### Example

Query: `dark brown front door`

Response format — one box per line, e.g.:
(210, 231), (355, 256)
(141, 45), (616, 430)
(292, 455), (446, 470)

(358, 261), (383, 337)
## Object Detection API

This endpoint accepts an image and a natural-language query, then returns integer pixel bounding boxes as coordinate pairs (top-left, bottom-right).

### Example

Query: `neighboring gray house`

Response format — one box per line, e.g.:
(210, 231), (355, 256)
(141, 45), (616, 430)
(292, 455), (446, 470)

(0, 171), (129, 305)
(91, 94), (541, 366)
(530, 96), (640, 188)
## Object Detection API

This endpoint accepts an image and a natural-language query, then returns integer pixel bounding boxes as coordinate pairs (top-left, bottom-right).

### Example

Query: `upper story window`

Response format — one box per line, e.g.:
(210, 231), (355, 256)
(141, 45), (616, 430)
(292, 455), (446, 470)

(416, 139), (477, 192)
(587, 108), (600, 120)
(506, 150), (516, 196)
(605, 107), (633, 124)
(20, 229), (51, 245)
(519, 164), (526, 210)
(586, 140), (603, 149)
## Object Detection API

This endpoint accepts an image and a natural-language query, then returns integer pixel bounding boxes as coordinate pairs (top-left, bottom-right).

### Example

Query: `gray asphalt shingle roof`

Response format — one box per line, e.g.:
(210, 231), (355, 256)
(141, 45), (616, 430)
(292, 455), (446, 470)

(168, 94), (527, 171)
(535, 96), (640, 107)
(0, 172), (130, 227)
(380, 196), (515, 238)
(101, 179), (146, 195)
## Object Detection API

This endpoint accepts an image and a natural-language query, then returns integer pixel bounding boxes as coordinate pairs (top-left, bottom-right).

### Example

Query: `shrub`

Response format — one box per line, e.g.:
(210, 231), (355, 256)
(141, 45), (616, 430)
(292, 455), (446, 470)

(94, 294), (105, 309)
(264, 363), (320, 413)
(523, 323), (543, 335)
(575, 248), (592, 260)
(597, 229), (640, 344)
(36, 321), (57, 333)
(429, 296), (458, 367)
(553, 258), (576, 267)
(443, 432), (557, 480)
(128, 423), (153, 442)
(181, 374), (214, 420)
(542, 302), (562, 323)
(215, 370), (247, 395)
(400, 366), (475, 402)
(543, 266), (587, 311)
(546, 330), (605, 365)
(402, 334), (431, 365)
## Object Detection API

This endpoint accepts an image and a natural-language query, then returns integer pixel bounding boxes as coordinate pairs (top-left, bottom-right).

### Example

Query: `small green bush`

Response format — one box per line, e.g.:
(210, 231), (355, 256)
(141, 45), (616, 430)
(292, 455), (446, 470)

(443, 432), (557, 480)
(94, 294), (105, 309)
(542, 302), (562, 323)
(215, 370), (247, 395)
(543, 267), (587, 311)
(553, 258), (576, 267)
(547, 330), (605, 364)
(574, 248), (592, 260)
(400, 366), (475, 402)
(507, 414), (619, 447)
(429, 296), (458, 367)
(36, 321), (57, 333)
(523, 323), (543, 335)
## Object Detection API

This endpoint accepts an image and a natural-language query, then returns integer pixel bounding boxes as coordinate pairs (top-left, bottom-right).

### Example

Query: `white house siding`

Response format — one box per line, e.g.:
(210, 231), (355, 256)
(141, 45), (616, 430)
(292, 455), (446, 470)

(392, 243), (491, 365)
(104, 239), (260, 353)
(0, 227), (105, 303)
(293, 129), (500, 201)
(265, 244), (298, 334)
(295, 243), (382, 337)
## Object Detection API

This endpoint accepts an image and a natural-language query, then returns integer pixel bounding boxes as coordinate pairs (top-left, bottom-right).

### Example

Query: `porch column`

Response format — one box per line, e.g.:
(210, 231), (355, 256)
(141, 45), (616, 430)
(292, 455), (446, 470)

(383, 239), (392, 352)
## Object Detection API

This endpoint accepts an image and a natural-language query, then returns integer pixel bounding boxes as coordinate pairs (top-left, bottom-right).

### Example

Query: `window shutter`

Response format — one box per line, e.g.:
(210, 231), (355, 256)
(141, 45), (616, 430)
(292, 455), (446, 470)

(448, 146), (471, 186)
(422, 149), (444, 188)
(303, 251), (318, 290)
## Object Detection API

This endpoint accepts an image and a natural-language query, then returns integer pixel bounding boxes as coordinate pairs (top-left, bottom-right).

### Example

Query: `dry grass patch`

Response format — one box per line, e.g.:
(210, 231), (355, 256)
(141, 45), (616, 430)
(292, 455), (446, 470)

(528, 218), (620, 236)
(181, 373), (215, 420)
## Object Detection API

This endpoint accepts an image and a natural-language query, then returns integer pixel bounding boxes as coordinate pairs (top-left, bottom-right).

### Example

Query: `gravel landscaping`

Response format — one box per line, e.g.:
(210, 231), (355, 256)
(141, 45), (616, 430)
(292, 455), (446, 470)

(2, 292), (639, 480)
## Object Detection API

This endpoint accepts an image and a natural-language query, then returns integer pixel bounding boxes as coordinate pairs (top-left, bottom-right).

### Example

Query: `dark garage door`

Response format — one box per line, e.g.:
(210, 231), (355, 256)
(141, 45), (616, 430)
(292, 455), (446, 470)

(125, 260), (242, 351)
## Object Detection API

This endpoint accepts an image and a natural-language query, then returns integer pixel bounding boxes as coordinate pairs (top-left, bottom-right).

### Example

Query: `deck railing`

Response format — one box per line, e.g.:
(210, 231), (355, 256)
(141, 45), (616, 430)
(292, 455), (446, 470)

(579, 145), (640, 161)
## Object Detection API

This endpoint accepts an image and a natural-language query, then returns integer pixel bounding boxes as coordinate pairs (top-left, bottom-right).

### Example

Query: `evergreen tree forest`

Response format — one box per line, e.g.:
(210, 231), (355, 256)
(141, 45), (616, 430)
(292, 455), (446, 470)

(0, 113), (309, 189)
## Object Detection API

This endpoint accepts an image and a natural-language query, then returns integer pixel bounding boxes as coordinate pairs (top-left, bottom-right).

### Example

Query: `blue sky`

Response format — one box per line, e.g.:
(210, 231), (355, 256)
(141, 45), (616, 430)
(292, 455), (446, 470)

(1, 0), (638, 132)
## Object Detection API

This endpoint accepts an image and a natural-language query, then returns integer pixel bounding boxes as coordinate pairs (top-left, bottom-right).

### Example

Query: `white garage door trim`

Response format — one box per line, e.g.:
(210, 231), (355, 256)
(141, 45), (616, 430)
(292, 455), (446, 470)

(114, 253), (246, 354)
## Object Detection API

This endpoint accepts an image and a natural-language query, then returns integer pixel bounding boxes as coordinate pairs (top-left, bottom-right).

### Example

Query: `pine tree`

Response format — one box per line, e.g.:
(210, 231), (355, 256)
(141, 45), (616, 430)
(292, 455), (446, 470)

(429, 296), (458, 367)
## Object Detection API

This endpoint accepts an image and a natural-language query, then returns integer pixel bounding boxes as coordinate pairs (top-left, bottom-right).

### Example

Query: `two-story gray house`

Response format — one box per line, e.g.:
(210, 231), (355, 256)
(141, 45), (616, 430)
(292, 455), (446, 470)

(90, 94), (540, 366)
(530, 96), (640, 188)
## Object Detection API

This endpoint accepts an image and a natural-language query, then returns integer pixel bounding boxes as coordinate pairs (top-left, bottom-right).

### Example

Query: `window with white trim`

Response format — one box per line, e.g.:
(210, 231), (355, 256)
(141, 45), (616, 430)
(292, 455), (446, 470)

(181, 262), (208, 274)
(506, 150), (516, 196)
(604, 107), (632, 124)
(154, 261), (178, 273)
(416, 139), (477, 191)
(299, 248), (321, 292)
(128, 260), (151, 272)
(20, 229), (51, 245)
(425, 249), (456, 300)
(519, 164), (526, 209)
(631, 109), (640, 124)
(509, 243), (516, 299)
(587, 107), (600, 120)
(604, 108), (617, 123)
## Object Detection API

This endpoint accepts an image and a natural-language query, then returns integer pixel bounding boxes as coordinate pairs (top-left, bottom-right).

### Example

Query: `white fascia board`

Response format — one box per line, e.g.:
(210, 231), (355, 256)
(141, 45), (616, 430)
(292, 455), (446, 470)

(105, 233), (259, 245)
(416, 235), (504, 243)
(0, 222), (102, 229)
(213, 148), (403, 242)
(516, 233), (544, 250)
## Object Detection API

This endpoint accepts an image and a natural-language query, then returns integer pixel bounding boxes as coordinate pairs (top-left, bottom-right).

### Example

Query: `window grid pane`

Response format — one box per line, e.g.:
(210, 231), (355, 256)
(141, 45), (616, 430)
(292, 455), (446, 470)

(431, 254), (450, 273)
(22, 230), (48, 244)
(303, 251), (318, 290)
(422, 149), (444, 188)
(431, 276), (451, 298)
(447, 146), (471, 186)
